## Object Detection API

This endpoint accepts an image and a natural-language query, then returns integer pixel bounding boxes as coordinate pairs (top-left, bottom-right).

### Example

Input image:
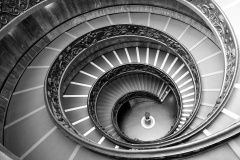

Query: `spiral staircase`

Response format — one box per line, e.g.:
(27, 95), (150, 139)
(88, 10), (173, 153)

(1, 0), (240, 159)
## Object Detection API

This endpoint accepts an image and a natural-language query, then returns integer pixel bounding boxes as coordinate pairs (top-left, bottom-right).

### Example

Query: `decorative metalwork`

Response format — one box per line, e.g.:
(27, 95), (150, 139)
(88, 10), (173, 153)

(45, 24), (201, 150)
(88, 64), (182, 147)
(187, 0), (238, 121)
(197, 1), (237, 105)
(0, 0), (43, 29)
(42, 1), (239, 158)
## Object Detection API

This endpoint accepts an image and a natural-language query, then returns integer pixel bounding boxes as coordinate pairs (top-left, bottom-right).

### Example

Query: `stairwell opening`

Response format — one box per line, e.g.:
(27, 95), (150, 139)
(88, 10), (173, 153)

(116, 92), (178, 141)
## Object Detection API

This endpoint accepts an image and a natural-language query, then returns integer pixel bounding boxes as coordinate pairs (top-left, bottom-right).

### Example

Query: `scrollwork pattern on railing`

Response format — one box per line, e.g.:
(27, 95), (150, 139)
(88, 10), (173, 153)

(88, 64), (182, 146)
(191, 0), (238, 116)
(43, 1), (239, 158)
(0, 0), (43, 29)
(45, 24), (201, 149)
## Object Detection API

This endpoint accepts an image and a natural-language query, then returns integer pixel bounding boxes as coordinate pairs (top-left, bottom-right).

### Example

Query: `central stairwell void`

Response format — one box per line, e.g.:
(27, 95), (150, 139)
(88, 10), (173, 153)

(117, 93), (178, 141)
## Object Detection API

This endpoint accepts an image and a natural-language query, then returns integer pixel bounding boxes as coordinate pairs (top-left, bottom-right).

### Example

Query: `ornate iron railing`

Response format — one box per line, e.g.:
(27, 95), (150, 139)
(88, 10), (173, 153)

(44, 23), (204, 156)
(88, 64), (182, 147)
(0, 0), (238, 158)
(0, 0), (45, 29)
(45, 25), (201, 144)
